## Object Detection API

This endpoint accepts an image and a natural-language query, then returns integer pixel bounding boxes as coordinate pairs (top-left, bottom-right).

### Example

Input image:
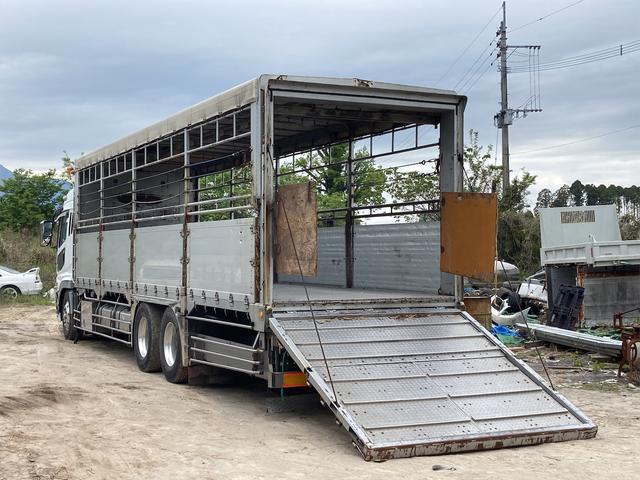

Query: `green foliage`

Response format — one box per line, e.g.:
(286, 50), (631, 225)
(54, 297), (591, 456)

(0, 229), (57, 291)
(499, 171), (537, 212)
(463, 130), (501, 194)
(0, 169), (66, 230)
(619, 213), (640, 240)
(279, 144), (390, 222)
(61, 151), (76, 185)
(536, 188), (552, 210)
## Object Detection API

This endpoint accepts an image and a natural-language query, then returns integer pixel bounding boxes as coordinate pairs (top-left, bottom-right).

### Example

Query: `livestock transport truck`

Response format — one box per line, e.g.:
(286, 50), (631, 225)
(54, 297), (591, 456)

(42, 75), (596, 460)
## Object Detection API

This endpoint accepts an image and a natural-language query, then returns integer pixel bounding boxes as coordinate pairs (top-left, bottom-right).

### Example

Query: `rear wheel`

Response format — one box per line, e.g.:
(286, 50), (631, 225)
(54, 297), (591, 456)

(133, 303), (161, 372)
(160, 308), (187, 384)
(0, 286), (20, 300)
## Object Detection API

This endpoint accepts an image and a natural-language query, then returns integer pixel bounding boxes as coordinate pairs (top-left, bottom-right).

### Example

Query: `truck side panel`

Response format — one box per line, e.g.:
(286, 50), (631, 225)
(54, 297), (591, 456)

(102, 229), (130, 285)
(187, 218), (256, 309)
(76, 232), (99, 283)
(134, 224), (183, 298)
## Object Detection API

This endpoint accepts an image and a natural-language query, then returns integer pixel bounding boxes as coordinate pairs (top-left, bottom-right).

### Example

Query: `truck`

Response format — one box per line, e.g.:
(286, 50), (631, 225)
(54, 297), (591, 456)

(41, 75), (596, 460)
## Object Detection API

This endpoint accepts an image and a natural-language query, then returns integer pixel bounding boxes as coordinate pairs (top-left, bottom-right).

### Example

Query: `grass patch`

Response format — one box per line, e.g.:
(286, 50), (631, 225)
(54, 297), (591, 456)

(590, 360), (603, 373)
(581, 382), (620, 393)
(0, 228), (56, 290)
(0, 294), (54, 307)
(570, 351), (583, 368)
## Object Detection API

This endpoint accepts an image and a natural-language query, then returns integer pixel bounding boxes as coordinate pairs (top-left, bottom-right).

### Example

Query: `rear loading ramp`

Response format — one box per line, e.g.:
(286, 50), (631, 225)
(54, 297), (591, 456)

(269, 307), (596, 460)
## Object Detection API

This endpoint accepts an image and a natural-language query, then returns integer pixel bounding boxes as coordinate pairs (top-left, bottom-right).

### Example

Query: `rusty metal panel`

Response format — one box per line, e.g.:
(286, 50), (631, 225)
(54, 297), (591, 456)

(440, 192), (497, 282)
(463, 296), (491, 329)
(275, 182), (317, 276)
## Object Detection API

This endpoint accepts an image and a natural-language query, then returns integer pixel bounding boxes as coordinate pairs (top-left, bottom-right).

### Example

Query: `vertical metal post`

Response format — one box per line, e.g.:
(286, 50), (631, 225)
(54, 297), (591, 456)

(345, 137), (354, 289)
(499, 1), (510, 193)
(97, 166), (104, 298)
(180, 128), (190, 366)
(129, 150), (136, 298)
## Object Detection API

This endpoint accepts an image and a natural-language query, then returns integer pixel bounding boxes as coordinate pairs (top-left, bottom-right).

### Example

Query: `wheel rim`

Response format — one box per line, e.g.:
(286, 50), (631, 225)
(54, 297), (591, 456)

(163, 321), (178, 368)
(137, 315), (149, 358)
(62, 299), (71, 331)
(1, 287), (18, 300)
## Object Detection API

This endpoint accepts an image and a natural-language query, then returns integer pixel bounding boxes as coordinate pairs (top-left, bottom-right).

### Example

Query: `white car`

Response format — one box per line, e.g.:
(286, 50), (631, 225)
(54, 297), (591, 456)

(0, 266), (44, 298)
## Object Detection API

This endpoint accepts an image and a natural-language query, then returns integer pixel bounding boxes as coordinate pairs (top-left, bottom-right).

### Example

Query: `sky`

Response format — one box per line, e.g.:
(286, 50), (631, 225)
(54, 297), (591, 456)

(0, 0), (638, 204)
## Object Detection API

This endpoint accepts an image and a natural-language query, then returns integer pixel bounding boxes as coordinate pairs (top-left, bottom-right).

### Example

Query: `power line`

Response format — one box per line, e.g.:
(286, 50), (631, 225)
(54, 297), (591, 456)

(506, 40), (640, 72)
(512, 124), (640, 156)
(462, 53), (498, 94)
(435, 4), (502, 86)
(454, 40), (496, 90)
(458, 48), (497, 93)
(510, 0), (586, 33)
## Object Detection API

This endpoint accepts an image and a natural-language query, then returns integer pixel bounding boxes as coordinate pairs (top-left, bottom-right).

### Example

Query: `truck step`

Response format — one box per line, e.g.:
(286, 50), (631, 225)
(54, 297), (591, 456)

(189, 334), (262, 375)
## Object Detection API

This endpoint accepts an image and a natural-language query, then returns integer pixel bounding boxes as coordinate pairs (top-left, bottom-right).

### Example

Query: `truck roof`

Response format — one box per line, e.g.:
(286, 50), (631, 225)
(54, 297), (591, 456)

(75, 75), (462, 170)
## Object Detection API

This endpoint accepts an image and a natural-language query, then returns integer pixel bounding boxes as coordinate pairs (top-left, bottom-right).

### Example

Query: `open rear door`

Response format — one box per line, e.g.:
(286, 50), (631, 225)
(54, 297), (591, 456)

(440, 192), (497, 283)
(269, 304), (597, 460)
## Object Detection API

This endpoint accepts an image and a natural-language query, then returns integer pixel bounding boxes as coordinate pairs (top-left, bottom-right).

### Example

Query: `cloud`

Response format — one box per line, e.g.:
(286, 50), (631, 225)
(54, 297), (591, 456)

(0, 0), (637, 194)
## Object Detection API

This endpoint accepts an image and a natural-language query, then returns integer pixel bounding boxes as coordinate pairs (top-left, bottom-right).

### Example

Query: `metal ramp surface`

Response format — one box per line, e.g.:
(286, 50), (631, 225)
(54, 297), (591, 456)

(269, 306), (597, 460)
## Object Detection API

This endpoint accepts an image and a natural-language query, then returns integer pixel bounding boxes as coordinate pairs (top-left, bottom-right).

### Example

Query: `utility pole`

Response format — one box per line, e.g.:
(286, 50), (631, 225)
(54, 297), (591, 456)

(498, 1), (510, 193)
(494, 1), (541, 194)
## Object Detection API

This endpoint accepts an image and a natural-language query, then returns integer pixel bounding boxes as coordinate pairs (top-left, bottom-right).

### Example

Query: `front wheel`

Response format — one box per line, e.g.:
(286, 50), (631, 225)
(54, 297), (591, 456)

(61, 291), (81, 340)
(160, 308), (187, 384)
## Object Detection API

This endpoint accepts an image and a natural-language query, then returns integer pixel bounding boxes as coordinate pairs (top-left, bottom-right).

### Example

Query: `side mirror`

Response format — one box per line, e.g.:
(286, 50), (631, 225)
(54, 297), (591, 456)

(40, 220), (53, 247)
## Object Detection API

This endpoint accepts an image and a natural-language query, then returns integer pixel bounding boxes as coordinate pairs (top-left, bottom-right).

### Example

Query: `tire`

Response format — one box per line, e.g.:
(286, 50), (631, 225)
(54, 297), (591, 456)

(133, 303), (161, 373)
(159, 308), (187, 384)
(61, 291), (81, 340)
(0, 285), (21, 300)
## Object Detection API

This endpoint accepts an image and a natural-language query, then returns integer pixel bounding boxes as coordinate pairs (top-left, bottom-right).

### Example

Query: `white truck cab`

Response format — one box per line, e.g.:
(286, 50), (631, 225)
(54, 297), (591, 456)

(41, 188), (74, 315)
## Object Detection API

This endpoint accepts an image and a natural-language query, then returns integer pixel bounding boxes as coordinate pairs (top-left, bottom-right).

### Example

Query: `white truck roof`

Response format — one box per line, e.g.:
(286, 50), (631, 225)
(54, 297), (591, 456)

(75, 75), (459, 170)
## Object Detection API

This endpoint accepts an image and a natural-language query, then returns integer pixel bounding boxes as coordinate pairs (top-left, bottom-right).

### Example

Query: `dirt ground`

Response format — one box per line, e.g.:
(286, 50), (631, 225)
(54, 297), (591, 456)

(1, 305), (638, 480)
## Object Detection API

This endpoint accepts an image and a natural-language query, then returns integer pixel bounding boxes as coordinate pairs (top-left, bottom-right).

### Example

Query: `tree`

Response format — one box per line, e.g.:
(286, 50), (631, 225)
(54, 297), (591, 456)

(619, 213), (640, 240)
(535, 188), (552, 210)
(551, 184), (570, 207)
(0, 169), (67, 230)
(278, 144), (389, 223)
(60, 150), (79, 185)
(568, 180), (585, 206)
(499, 170), (537, 212)
(463, 130), (501, 194)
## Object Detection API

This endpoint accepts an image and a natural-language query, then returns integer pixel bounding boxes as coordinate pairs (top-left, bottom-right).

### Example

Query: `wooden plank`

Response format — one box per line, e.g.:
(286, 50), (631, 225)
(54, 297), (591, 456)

(440, 192), (497, 282)
(275, 182), (318, 277)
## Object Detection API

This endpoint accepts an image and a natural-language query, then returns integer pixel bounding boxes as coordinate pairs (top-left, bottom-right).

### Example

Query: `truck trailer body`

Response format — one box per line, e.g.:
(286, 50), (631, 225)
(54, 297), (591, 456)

(45, 75), (596, 460)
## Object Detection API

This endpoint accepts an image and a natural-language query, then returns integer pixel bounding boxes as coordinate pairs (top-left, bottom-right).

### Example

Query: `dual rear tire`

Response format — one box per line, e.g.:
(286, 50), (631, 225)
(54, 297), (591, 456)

(133, 304), (187, 383)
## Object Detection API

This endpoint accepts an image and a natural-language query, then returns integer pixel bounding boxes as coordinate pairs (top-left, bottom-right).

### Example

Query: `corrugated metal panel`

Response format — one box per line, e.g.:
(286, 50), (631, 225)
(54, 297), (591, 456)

(583, 273), (640, 326)
(354, 222), (440, 293)
(279, 222), (441, 293)
(539, 205), (621, 248)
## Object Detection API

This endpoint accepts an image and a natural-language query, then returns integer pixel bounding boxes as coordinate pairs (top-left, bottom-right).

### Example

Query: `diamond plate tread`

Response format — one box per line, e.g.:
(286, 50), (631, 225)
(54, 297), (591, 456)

(298, 335), (496, 361)
(273, 313), (467, 330)
(285, 323), (476, 344)
(269, 309), (597, 459)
